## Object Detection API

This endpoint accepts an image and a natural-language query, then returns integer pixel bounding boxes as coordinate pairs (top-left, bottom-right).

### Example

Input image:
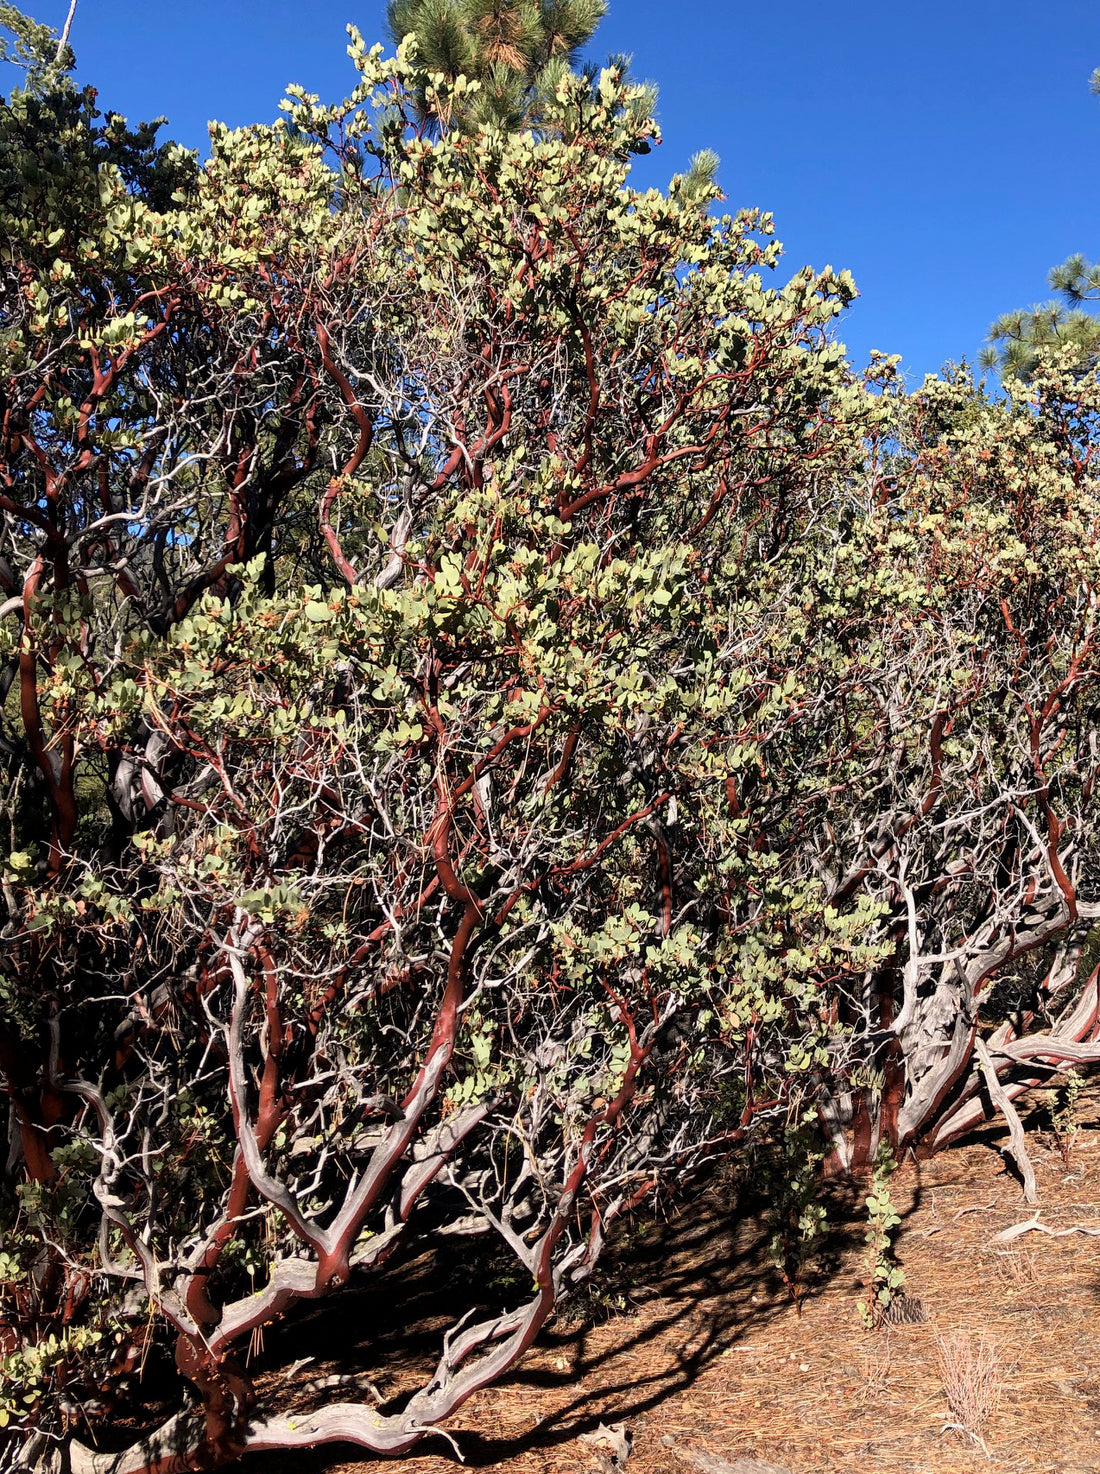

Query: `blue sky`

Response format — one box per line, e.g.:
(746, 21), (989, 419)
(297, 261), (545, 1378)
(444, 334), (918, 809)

(12, 0), (1100, 383)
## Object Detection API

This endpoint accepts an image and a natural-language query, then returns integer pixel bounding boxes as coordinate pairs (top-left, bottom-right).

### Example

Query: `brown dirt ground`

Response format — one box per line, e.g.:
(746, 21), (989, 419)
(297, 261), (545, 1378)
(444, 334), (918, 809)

(239, 1094), (1100, 1474)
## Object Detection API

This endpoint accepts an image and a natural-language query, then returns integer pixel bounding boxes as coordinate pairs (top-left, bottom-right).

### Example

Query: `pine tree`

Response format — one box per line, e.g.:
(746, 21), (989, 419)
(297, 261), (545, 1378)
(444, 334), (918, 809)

(386, 0), (630, 133)
(981, 68), (1100, 377)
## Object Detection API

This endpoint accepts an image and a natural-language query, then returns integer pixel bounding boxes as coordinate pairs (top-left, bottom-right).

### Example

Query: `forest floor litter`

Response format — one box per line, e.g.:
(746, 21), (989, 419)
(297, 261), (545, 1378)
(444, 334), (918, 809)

(238, 1094), (1100, 1474)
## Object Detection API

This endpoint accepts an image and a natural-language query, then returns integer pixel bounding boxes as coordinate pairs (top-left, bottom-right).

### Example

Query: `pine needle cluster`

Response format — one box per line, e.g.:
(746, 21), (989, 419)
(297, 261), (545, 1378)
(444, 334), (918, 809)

(386, 0), (626, 132)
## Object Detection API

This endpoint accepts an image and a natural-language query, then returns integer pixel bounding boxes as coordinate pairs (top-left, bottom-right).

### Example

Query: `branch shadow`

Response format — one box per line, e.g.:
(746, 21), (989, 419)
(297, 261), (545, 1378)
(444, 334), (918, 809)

(227, 1169), (874, 1474)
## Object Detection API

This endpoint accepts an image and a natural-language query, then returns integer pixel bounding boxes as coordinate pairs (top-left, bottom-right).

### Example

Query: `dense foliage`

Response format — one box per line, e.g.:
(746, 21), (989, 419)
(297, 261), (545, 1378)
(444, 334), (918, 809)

(1, 10), (1099, 1474)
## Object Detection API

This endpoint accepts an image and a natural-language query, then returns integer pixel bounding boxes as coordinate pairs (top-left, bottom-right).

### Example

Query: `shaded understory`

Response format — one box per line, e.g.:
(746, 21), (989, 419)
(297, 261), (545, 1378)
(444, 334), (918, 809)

(89, 1093), (1100, 1474)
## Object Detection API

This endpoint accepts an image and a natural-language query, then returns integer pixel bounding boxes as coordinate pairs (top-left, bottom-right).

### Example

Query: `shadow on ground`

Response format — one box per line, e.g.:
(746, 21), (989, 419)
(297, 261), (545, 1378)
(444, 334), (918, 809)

(225, 1169), (883, 1474)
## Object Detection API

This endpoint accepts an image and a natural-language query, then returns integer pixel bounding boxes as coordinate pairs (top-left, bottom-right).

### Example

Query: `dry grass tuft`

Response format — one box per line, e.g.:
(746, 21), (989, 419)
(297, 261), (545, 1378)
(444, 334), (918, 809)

(936, 1329), (1002, 1455)
(855, 1335), (893, 1404)
(988, 1245), (1039, 1288)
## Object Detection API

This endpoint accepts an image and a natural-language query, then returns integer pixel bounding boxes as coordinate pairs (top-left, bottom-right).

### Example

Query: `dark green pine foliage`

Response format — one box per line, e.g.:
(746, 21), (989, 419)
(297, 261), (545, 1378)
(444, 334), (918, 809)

(386, 0), (610, 131)
(981, 68), (1100, 378)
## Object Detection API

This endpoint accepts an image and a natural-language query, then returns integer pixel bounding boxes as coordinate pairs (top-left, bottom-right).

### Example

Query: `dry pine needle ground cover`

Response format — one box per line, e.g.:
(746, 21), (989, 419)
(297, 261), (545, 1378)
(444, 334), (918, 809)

(234, 1091), (1100, 1474)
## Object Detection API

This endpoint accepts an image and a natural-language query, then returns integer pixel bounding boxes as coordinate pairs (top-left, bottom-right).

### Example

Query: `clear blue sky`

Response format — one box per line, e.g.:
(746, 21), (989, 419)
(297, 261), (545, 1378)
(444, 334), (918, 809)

(13, 0), (1100, 382)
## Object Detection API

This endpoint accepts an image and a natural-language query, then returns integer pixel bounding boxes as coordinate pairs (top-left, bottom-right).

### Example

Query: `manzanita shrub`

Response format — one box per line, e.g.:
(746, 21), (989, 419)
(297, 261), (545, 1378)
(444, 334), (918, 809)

(3, 9), (1100, 1471)
(0, 22), (888, 1471)
(800, 357), (1100, 1171)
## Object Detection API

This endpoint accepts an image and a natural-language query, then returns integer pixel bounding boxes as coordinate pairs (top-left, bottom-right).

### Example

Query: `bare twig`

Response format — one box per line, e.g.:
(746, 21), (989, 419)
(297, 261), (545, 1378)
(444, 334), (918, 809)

(974, 1038), (1038, 1204)
(993, 1213), (1100, 1243)
(55, 0), (78, 60)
